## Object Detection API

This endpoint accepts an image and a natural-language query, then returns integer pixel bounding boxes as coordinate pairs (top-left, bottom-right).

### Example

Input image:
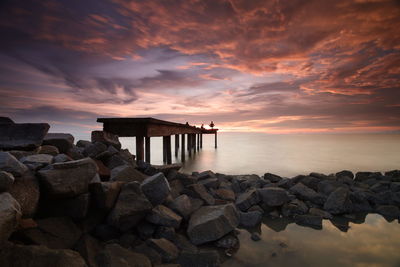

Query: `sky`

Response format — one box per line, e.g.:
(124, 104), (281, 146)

(0, 0), (400, 136)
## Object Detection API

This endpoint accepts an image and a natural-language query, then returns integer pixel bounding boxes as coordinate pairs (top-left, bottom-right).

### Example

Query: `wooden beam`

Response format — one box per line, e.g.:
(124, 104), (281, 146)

(175, 134), (179, 157)
(136, 136), (144, 162)
(145, 137), (151, 163)
(166, 135), (172, 164)
(181, 134), (185, 162)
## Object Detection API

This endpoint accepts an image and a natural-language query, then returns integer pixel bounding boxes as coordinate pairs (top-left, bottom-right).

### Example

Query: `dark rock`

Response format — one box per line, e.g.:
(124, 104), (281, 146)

(264, 173), (282, 183)
(155, 226), (176, 241)
(376, 205), (400, 220)
(197, 170), (216, 180)
(0, 123), (50, 150)
(248, 205), (264, 214)
(152, 164), (183, 176)
(84, 142), (108, 158)
(349, 191), (373, 212)
(94, 159), (110, 180)
(110, 164), (147, 183)
(133, 243), (162, 265)
(0, 193), (21, 244)
(146, 205), (182, 229)
(96, 243), (151, 267)
(141, 172), (170, 205)
(136, 221), (157, 240)
(355, 172), (382, 182)
(299, 176), (320, 191)
(235, 189), (260, 211)
(43, 133), (74, 153)
(177, 250), (220, 267)
(276, 178), (293, 189)
(0, 171), (14, 192)
(187, 204), (239, 245)
(171, 233), (198, 253)
(147, 238), (179, 262)
(309, 207), (333, 219)
(8, 171), (39, 218)
(91, 131), (121, 150)
(329, 216), (350, 232)
(90, 182), (123, 211)
(370, 182), (389, 193)
(281, 199), (308, 217)
(0, 243), (87, 267)
(336, 170), (354, 179)
(93, 224), (120, 242)
(324, 187), (353, 214)
(0, 152), (28, 177)
(40, 193), (90, 220)
(38, 145), (60, 156)
(67, 146), (85, 160)
(239, 210), (262, 228)
(74, 234), (103, 267)
(167, 194), (192, 220)
(317, 180), (347, 196)
(77, 140), (92, 148)
(185, 184), (215, 205)
(118, 233), (139, 248)
(294, 214), (322, 229)
(258, 187), (290, 206)
(38, 158), (98, 198)
(251, 232), (261, 241)
(391, 182), (400, 192)
(215, 234), (239, 249)
(0, 117), (14, 124)
(107, 182), (152, 231)
(198, 178), (220, 189)
(20, 154), (53, 166)
(290, 182), (325, 205)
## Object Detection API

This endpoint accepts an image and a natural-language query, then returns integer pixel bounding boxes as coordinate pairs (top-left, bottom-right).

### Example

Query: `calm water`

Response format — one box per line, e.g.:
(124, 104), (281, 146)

(120, 133), (400, 267)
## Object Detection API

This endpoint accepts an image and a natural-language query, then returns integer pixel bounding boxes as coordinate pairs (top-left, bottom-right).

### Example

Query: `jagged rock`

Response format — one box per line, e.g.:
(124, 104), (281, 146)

(0, 193), (21, 244)
(74, 234), (103, 267)
(39, 193), (90, 220)
(281, 199), (308, 217)
(96, 243), (151, 267)
(8, 171), (39, 218)
(177, 250), (220, 267)
(318, 180), (347, 196)
(91, 131), (121, 150)
(235, 189), (260, 211)
(90, 182), (124, 211)
(309, 207), (333, 219)
(197, 170), (216, 180)
(336, 170), (354, 179)
(147, 238), (179, 262)
(84, 142), (108, 158)
(167, 194), (193, 220)
(20, 154), (53, 166)
(0, 243), (87, 267)
(198, 178), (220, 189)
(0, 152), (28, 177)
(77, 140), (92, 148)
(299, 176), (320, 191)
(43, 133), (74, 153)
(264, 173), (282, 183)
(391, 182), (400, 192)
(146, 205), (182, 229)
(294, 214), (322, 229)
(239, 210), (262, 228)
(258, 187), (290, 206)
(215, 234), (239, 249)
(141, 172), (170, 205)
(185, 184), (215, 205)
(106, 149), (136, 169)
(93, 224), (120, 242)
(187, 204), (239, 245)
(53, 154), (72, 163)
(355, 172), (381, 182)
(155, 226), (176, 241)
(375, 205), (400, 220)
(0, 122), (50, 150)
(108, 182), (152, 231)
(21, 217), (82, 249)
(38, 158), (97, 198)
(324, 187), (353, 214)
(110, 164), (147, 183)
(0, 171), (14, 192)
(215, 188), (235, 201)
(150, 164), (183, 176)
(39, 145), (60, 156)
(68, 146), (85, 160)
(290, 183), (325, 205)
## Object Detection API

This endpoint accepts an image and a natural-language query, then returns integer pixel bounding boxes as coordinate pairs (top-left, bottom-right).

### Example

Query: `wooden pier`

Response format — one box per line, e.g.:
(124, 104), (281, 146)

(97, 117), (218, 164)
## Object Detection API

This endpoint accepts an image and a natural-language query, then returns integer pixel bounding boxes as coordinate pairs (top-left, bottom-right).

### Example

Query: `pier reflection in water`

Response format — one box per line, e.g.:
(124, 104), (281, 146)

(223, 214), (400, 267)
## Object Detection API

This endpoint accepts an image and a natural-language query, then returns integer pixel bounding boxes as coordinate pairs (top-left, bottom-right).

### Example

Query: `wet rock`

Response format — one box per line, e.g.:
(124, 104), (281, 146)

(0, 152), (28, 177)
(84, 142), (108, 158)
(324, 187), (353, 214)
(147, 238), (179, 262)
(8, 171), (39, 218)
(258, 187), (290, 207)
(0, 122), (50, 150)
(146, 205), (182, 229)
(215, 188), (235, 201)
(235, 189), (260, 211)
(239, 210), (262, 228)
(43, 133), (74, 153)
(141, 172), (170, 205)
(74, 234), (103, 267)
(290, 182), (325, 205)
(187, 204), (239, 245)
(294, 214), (323, 229)
(39, 145), (60, 156)
(376, 205), (400, 220)
(91, 131), (121, 150)
(108, 182), (152, 231)
(281, 199), (308, 217)
(96, 243), (151, 267)
(309, 207), (333, 219)
(177, 250), (220, 267)
(167, 194), (193, 220)
(0, 243), (87, 267)
(0, 171), (14, 192)
(38, 158), (98, 198)
(0, 193), (21, 244)
(90, 181), (123, 211)
(110, 164), (147, 183)
(185, 184), (215, 205)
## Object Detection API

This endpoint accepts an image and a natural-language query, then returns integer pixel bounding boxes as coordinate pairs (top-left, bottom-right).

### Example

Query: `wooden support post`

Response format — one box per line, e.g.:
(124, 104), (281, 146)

(193, 134), (196, 154)
(197, 134), (200, 150)
(136, 136), (144, 162)
(162, 136), (167, 163)
(188, 134), (192, 157)
(145, 137), (151, 163)
(181, 134), (185, 162)
(175, 134), (179, 157)
(215, 132), (218, 148)
(166, 135), (172, 164)
(200, 134), (203, 148)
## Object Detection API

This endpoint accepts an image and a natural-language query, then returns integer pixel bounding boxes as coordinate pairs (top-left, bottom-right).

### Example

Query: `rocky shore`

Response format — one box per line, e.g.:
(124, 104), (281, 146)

(0, 117), (399, 267)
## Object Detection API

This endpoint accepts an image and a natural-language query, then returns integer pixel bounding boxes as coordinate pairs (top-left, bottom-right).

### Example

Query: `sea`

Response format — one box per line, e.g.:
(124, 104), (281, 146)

(119, 132), (400, 267)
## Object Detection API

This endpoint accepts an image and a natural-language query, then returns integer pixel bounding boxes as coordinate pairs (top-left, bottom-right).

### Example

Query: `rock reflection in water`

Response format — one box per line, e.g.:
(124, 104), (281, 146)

(223, 214), (400, 267)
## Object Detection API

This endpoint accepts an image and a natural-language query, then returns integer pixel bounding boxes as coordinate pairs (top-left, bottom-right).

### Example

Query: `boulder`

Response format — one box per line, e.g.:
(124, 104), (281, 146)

(0, 152), (28, 177)
(53, 154), (72, 163)
(84, 142), (108, 158)
(215, 188), (235, 201)
(0, 243), (87, 267)
(0, 117), (14, 124)
(74, 234), (103, 267)
(264, 173), (282, 183)
(20, 154), (53, 166)
(0, 171), (14, 192)
(0, 193), (21, 244)
(0, 123), (50, 150)
(290, 182), (325, 205)
(281, 199), (308, 217)
(309, 207), (333, 219)
(198, 178), (220, 189)
(258, 187), (290, 207)
(96, 243), (151, 267)
(110, 164), (147, 183)
(235, 189), (260, 211)
(167, 194), (193, 220)
(336, 170), (354, 179)
(355, 172), (381, 182)
(239, 210), (262, 228)
(90, 182), (124, 211)
(177, 250), (220, 267)
(185, 184), (215, 205)
(43, 133), (74, 153)
(68, 146), (85, 160)
(317, 180), (347, 196)
(132, 243), (162, 265)
(146, 205), (182, 229)
(77, 140), (92, 148)
(39, 193), (90, 220)
(38, 145), (60, 156)
(38, 158), (97, 198)
(187, 204), (239, 245)
(324, 187), (353, 214)
(215, 234), (239, 249)
(141, 172), (170, 205)
(147, 238), (179, 262)
(375, 205), (400, 220)
(107, 182), (152, 231)
(294, 214), (323, 229)
(91, 131), (121, 150)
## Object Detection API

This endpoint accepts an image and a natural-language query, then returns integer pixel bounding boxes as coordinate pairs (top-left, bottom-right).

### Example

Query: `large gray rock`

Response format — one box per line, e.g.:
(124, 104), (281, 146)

(38, 158), (98, 198)
(281, 199), (308, 217)
(0, 171), (14, 192)
(0, 193), (21, 244)
(91, 131), (121, 150)
(84, 142), (108, 158)
(146, 205), (182, 229)
(108, 182), (152, 231)
(294, 214), (323, 229)
(324, 187), (353, 214)
(215, 188), (235, 201)
(96, 243), (151, 267)
(235, 189), (260, 211)
(318, 180), (347, 196)
(290, 182), (325, 205)
(239, 210), (262, 228)
(258, 187), (290, 206)
(140, 172), (170, 205)
(185, 184), (215, 205)
(147, 238), (179, 262)
(38, 145), (60, 156)
(0, 152), (28, 177)
(43, 133), (74, 153)
(187, 204), (239, 245)
(20, 154), (53, 166)
(167, 194), (193, 220)
(110, 164), (147, 183)
(0, 123), (50, 150)
(0, 243), (87, 267)
(375, 205), (400, 220)
(89, 182), (124, 211)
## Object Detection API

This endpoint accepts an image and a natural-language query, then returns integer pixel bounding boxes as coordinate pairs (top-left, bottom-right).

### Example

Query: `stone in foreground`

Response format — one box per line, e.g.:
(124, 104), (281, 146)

(0, 192), (22, 244)
(0, 171), (14, 192)
(187, 204), (239, 245)
(324, 187), (353, 214)
(146, 205), (182, 229)
(0, 123), (50, 150)
(91, 131), (121, 150)
(0, 152), (28, 177)
(96, 243), (151, 267)
(141, 172), (171, 205)
(258, 187), (290, 207)
(43, 133), (74, 153)
(147, 238), (179, 262)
